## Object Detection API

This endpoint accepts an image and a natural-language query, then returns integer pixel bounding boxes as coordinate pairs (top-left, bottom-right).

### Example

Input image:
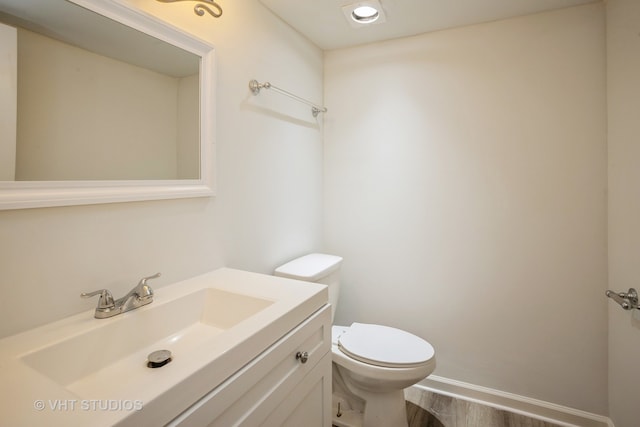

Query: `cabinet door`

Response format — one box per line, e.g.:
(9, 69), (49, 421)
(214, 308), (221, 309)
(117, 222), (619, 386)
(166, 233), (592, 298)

(168, 305), (331, 427)
(261, 352), (331, 427)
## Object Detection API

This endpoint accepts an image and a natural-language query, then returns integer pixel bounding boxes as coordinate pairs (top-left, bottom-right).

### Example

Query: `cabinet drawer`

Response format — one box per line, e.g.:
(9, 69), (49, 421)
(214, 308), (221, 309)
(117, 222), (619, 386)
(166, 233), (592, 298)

(168, 304), (331, 427)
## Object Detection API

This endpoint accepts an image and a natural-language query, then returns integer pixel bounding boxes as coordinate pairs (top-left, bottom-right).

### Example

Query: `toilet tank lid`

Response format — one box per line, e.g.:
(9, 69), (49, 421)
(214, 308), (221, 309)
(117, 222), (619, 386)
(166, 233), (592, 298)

(274, 253), (343, 281)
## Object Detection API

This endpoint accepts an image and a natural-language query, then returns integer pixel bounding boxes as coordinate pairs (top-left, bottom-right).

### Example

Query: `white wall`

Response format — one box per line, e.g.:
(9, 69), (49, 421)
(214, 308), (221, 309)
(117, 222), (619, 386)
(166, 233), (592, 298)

(324, 3), (607, 414)
(0, 0), (324, 338)
(607, 0), (640, 425)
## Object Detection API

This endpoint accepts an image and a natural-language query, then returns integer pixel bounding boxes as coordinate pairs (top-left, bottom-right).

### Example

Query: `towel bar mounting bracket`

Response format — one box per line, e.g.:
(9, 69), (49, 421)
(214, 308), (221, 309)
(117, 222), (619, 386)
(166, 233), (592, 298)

(606, 288), (639, 310)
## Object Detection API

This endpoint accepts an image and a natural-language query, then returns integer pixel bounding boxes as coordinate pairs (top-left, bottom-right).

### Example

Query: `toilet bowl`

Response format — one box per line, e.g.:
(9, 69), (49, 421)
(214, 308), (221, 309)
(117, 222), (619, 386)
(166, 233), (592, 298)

(274, 254), (436, 427)
(331, 324), (435, 427)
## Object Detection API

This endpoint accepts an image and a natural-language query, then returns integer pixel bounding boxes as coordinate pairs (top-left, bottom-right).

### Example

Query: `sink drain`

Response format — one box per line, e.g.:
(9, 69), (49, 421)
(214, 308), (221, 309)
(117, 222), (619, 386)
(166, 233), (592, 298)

(147, 349), (172, 368)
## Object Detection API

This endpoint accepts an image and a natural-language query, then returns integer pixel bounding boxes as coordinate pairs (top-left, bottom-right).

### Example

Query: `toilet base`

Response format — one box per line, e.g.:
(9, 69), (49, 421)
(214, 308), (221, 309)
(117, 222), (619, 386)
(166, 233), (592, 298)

(332, 389), (408, 427)
(332, 395), (363, 427)
(332, 361), (413, 427)
(331, 390), (409, 427)
(365, 389), (408, 427)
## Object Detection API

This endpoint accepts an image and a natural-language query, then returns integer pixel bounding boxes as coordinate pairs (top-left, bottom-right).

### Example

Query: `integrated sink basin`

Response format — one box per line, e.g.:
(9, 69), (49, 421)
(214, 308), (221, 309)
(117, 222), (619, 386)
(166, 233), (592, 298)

(21, 288), (273, 399)
(0, 268), (328, 427)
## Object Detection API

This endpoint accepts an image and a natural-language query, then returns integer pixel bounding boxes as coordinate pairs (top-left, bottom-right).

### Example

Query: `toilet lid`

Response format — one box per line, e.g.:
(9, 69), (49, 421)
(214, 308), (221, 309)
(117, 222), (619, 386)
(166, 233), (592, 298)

(337, 323), (434, 368)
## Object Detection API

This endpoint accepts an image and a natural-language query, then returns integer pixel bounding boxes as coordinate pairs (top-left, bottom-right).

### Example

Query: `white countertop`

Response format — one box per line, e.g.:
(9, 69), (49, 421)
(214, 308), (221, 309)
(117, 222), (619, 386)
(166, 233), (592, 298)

(0, 268), (328, 427)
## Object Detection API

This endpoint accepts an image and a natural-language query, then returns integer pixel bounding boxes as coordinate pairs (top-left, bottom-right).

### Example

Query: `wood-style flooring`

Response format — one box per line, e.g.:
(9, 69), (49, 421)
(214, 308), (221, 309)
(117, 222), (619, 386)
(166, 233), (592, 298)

(404, 387), (564, 427)
(333, 387), (565, 427)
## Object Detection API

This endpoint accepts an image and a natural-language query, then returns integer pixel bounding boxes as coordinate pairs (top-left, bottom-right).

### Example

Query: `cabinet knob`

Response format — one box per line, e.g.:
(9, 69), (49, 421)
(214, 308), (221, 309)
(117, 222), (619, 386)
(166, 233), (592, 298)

(295, 351), (309, 364)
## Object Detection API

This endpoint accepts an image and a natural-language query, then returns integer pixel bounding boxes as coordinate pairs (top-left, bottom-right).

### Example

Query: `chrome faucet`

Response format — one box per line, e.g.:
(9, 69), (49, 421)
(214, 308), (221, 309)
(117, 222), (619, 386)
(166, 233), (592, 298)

(81, 273), (161, 319)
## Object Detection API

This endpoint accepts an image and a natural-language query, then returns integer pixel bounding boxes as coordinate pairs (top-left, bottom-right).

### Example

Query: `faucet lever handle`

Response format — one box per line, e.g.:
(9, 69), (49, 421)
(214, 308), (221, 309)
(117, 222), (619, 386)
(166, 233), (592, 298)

(135, 273), (160, 300)
(81, 289), (115, 309)
(138, 272), (161, 286)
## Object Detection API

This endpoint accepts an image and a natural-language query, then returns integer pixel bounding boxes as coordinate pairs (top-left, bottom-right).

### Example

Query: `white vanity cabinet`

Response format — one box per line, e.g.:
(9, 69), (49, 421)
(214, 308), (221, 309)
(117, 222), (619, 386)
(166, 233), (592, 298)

(168, 304), (332, 427)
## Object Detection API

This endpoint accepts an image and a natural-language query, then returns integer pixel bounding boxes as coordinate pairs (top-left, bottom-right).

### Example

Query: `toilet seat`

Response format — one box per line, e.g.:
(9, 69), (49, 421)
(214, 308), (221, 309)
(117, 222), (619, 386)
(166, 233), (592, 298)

(336, 323), (434, 368)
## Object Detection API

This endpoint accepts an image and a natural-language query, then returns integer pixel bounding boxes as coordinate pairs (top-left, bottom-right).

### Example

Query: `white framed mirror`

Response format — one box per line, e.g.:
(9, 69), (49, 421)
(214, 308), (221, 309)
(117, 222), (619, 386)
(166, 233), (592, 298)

(0, 0), (215, 210)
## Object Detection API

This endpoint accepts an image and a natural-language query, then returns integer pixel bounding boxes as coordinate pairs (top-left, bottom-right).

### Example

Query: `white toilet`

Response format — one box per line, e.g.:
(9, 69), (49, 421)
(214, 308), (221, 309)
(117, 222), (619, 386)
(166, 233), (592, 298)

(274, 253), (436, 427)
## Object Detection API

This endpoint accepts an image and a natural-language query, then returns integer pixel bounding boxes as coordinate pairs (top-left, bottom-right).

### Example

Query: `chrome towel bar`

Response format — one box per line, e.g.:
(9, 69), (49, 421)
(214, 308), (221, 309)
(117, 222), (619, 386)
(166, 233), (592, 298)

(249, 80), (327, 117)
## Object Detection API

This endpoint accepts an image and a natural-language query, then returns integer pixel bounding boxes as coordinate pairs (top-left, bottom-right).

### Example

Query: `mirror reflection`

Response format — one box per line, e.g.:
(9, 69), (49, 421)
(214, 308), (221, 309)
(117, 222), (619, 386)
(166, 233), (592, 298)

(0, 0), (201, 181)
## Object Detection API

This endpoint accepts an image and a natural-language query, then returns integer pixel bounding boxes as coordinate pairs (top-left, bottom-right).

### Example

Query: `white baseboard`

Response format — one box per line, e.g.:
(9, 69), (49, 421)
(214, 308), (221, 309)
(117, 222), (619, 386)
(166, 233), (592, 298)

(413, 375), (614, 427)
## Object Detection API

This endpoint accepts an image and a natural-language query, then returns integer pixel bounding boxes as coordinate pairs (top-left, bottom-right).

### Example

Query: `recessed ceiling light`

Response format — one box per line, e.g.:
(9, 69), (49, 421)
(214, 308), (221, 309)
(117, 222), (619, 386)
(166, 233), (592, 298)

(342, 1), (387, 28)
(351, 6), (379, 23)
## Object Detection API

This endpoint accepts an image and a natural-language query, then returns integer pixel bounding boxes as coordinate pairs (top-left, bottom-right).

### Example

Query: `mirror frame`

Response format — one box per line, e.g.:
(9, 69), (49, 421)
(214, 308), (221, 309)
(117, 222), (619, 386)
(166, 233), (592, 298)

(0, 0), (215, 210)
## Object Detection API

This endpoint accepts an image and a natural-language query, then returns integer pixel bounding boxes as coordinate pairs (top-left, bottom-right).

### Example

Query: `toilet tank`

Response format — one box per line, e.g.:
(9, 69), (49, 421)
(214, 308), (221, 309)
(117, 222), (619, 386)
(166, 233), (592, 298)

(274, 253), (342, 321)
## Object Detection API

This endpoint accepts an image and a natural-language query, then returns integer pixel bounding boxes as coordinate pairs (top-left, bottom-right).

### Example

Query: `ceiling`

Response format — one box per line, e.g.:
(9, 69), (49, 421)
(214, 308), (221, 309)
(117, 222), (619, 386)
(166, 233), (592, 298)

(259, 0), (599, 50)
